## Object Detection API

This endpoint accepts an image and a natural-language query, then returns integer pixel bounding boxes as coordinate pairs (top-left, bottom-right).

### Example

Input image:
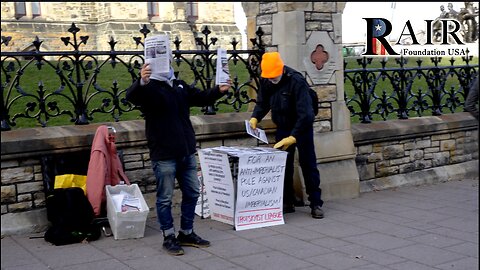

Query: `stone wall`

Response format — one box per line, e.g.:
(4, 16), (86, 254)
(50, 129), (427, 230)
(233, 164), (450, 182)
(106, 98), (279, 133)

(0, 2), (241, 52)
(352, 113), (479, 192)
(2, 112), (478, 236)
(0, 112), (276, 235)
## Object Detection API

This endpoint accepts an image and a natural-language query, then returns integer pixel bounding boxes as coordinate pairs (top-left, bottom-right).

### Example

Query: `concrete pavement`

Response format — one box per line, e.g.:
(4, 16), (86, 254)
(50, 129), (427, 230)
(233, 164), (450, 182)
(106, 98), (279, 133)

(1, 178), (478, 270)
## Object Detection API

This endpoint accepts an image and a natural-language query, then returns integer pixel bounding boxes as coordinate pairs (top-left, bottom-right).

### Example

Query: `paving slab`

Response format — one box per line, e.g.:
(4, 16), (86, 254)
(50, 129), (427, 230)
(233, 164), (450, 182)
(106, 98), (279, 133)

(1, 178), (478, 270)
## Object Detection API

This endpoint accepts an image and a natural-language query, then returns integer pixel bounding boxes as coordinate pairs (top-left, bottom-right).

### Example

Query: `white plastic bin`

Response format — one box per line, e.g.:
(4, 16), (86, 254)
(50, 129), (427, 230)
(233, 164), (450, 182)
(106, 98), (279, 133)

(106, 184), (149, 240)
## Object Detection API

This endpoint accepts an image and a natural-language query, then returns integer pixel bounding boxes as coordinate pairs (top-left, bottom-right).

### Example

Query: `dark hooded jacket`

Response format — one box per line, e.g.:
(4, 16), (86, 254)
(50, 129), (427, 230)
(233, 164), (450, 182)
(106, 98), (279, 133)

(126, 78), (225, 161)
(251, 66), (315, 138)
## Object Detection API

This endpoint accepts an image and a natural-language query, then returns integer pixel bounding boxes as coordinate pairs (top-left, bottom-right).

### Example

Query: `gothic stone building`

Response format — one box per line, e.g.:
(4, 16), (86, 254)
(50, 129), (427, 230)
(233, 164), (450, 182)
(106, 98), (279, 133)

(1, 2), (242, 52)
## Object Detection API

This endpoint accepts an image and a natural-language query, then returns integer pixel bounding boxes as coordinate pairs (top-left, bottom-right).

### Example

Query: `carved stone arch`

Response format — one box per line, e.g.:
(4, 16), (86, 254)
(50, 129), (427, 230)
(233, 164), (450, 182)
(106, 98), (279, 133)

(19, 44), (36, 60)
(19, 42), (53, 60)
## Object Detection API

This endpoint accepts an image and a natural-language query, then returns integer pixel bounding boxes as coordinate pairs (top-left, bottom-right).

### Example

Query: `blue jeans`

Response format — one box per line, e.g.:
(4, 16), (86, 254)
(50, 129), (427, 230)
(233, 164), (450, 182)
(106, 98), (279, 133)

(152, 154), (200, 235)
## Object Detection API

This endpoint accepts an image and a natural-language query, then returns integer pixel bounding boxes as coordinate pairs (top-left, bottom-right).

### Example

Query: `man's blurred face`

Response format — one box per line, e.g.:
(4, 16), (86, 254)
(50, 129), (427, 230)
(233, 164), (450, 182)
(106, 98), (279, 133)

(268, 74), (282, 84)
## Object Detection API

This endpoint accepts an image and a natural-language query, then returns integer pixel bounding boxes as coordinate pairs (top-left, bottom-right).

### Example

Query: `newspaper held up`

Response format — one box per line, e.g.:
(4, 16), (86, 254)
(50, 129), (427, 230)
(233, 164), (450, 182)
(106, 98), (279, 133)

(215, 48), (230, 85)
(144, 34), (171, 76)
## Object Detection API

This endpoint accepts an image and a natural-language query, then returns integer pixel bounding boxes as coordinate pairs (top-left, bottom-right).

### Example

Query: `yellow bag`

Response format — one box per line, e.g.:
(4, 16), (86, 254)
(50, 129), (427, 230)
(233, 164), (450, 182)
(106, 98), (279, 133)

(54, 174), (87, 194)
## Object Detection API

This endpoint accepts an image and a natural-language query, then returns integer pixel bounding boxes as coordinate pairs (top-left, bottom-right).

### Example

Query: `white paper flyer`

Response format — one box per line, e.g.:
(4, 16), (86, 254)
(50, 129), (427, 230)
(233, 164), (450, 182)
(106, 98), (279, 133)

(215, 48), (230, 85)
(195, 171), (210, 218)
(198, 149), (235, 225)
(144, 34), (171, 75)
(245, 120), (268, 144)
(235, 151), (287, 230)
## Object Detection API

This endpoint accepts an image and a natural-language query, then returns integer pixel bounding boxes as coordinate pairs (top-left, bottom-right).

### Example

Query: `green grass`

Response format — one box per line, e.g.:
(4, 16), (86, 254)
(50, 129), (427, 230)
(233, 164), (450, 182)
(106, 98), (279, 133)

(2, 56), (478, 129)
(2, 58), (253, 129)
(343, 56), (479, 123)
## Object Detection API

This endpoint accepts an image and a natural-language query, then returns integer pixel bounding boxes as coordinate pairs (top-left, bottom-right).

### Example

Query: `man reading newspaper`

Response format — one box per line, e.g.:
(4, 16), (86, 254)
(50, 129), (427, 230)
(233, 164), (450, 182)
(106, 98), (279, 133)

(126, 34), (231, 256)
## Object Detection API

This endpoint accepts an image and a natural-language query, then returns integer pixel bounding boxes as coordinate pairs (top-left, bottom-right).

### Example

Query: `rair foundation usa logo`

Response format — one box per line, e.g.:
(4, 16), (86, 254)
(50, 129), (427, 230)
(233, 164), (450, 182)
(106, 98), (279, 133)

(363, 18), (469, 57)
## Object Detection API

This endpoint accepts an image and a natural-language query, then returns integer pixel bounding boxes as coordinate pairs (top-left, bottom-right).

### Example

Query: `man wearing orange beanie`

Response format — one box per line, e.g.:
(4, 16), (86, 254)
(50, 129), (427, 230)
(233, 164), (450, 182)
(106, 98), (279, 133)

(249, 52), (324, 219)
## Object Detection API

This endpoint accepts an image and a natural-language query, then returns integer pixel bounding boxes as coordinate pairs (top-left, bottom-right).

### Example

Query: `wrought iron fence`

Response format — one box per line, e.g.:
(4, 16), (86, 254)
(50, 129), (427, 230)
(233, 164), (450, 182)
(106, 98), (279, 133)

(2, 22), (479, 131)
(344, 54), (479, 123)
(1, 23), (266, 131)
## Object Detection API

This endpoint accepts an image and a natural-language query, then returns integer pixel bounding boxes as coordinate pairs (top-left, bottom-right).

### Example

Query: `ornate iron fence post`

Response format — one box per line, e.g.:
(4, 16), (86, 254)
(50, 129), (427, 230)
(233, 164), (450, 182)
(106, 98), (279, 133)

(395, 56), (410, 119)
(195, 26), (217, 115)
(65, 23), (90, 124)
(1, 33), (13, 130)
(428, 57), (445, 116)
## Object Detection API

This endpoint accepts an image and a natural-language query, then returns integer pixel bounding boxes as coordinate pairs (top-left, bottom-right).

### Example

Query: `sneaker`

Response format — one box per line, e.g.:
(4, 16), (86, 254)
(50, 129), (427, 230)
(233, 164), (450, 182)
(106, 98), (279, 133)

(177, 231), (210, 248)
(311, 205), (324, 219)
(163, 234), (184, 256)
(283, 204), (295, 214)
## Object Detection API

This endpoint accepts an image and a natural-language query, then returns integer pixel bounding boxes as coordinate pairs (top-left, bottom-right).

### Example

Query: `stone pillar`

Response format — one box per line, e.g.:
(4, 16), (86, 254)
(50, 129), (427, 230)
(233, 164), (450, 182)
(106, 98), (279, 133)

(242, 2), (261, 112)
(242, 3), (260, 48)
(247, 2), (359, 201)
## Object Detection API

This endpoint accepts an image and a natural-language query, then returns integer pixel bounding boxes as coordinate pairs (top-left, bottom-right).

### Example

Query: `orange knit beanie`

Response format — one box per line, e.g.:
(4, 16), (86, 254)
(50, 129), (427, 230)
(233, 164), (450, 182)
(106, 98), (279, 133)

(261, 52), (284, 78)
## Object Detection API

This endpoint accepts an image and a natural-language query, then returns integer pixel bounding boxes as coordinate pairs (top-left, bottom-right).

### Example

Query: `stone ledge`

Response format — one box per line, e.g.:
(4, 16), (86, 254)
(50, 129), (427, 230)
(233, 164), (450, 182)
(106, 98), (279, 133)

(360, 160), (479, 193)
(0, 112), (277, 160)
(351, 112), (479, 146)
(1, 209), (48, 237)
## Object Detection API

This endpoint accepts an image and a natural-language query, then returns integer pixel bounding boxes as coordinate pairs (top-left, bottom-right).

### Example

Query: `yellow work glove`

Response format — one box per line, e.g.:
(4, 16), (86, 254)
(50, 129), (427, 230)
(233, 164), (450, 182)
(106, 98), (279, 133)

(274, 136), (296, 150)
(249, 117), (258, 129)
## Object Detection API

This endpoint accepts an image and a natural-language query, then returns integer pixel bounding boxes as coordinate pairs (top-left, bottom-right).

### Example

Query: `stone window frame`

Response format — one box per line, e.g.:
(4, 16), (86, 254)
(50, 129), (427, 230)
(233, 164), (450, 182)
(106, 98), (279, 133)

(14, 2), (26, 19)
(186, 1), (198, 23)
(14, 2), (41, 20)
(147, 2), (159, 19)
(31, 2), (41, 18)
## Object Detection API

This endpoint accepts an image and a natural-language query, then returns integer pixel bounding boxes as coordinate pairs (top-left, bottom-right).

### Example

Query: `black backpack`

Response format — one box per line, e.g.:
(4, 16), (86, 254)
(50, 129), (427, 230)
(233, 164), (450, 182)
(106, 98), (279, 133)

(44, 187), (101, 245)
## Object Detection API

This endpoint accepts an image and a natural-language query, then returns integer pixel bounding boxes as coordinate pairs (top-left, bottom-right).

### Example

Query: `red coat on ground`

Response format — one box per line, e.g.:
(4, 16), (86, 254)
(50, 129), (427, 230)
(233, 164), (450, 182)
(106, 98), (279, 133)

(86, 125), (130, 216)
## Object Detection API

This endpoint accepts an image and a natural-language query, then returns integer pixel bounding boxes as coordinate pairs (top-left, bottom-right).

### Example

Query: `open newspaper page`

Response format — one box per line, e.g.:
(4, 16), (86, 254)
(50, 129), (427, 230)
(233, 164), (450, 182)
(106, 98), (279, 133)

(244, 120), (268, 144)
(215, 48), (230, 85)
(144, 34), (170, 75)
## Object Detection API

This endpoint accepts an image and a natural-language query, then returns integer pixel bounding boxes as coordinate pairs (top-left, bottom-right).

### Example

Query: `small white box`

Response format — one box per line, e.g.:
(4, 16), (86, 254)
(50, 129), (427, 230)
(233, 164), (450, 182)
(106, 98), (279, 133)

(106, 184), (150, 240)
